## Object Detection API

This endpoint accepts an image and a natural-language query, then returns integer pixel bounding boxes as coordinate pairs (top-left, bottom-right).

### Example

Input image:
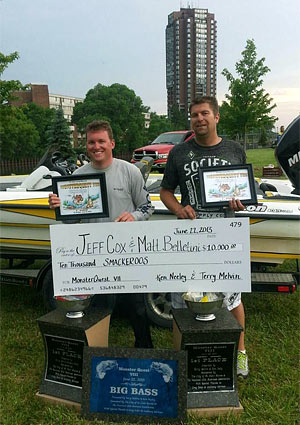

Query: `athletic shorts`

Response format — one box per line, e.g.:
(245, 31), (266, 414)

(171, 292), (241, 312)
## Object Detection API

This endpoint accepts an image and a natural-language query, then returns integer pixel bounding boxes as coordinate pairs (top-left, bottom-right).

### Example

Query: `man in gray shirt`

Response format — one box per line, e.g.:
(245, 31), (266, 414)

(49, 120), (154, 348)
(160, 96), (249, 378)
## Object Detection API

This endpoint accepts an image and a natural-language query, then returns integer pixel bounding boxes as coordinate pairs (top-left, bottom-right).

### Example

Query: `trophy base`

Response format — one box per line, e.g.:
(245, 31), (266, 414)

(173, 308), (243, 409)
(37, 308), (111, 403)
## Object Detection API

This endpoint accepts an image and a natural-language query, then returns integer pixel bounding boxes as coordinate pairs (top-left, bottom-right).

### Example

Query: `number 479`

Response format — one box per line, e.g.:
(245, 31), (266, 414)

(230, 221), (242, 227)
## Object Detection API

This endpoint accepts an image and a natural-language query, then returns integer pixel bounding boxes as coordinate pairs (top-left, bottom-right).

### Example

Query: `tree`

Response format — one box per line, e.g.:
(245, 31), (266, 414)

(169, 105), (189, 130)
(0, 106), (40, 159)
(46, 107), (75, 158)
(146, 113), (173, 142)
(21, 102), (56, 156)
(72, 83), (147, 154)
(219, 39), (277, 150)
(259, 126), (268, 147)
(0, 51), (28, 105)
(0, 52), (40, 159)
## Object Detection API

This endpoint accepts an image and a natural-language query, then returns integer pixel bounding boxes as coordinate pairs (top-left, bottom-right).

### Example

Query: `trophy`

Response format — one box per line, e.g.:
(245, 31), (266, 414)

(182, 292), (225, 321)
(55, 295), (93, 318)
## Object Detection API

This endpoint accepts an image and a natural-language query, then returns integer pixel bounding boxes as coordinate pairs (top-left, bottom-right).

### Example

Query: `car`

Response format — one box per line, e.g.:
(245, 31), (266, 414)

(131, 130), (194, 170)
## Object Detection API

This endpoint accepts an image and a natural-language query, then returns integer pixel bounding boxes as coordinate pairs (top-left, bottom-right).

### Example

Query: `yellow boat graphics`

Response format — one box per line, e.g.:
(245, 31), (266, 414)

(0, 193), (299, 262)
(0, 198), (55, 220)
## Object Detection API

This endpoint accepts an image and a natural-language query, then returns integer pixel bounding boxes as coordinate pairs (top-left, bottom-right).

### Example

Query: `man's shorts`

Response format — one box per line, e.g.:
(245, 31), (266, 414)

(171, 292), (241, 312)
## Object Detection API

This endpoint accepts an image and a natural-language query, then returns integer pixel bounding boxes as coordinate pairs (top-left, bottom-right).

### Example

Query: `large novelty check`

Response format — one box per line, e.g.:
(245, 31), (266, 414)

(50, 218), (251, 296)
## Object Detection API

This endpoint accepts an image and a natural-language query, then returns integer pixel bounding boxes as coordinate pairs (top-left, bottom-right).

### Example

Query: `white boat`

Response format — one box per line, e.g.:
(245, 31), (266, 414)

(0, 117), (299, 326)
(1, 172), (299, 268)
(0, 118), (299, 265)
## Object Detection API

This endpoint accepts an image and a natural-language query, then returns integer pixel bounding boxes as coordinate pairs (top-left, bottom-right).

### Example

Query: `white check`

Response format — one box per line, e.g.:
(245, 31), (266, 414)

(50, 218), (251, 296)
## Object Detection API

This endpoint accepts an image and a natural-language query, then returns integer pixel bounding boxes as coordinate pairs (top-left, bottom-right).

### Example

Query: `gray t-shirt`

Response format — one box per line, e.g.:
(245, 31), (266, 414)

(73, 158), (154, 222)
(161, 138), (246, 218)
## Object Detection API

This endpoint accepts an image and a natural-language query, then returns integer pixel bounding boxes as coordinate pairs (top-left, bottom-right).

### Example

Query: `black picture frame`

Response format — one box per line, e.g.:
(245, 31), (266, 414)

(81, 347), (187, 425)
(52, 173), (109, 221)
(198, 164), (257, 208)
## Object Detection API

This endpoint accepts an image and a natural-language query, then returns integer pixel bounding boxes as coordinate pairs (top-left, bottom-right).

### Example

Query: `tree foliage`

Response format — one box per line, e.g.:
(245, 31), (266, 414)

(147, 113), (173, 142)
(0, 52), (76, 160)
(72, 83), (147, 154)
(0, 51), (28, 105)
(21, 102), (56, 156)
(219, 39), (277, 149)
(169, 105), (189, 130)
(46, 107), (75, 158)
(0, 106), (40, 159)
(0, 52), (41, 159)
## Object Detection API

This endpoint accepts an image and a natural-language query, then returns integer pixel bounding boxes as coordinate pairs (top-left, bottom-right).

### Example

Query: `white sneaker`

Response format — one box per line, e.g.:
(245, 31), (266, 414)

(237, 350), (249, 378)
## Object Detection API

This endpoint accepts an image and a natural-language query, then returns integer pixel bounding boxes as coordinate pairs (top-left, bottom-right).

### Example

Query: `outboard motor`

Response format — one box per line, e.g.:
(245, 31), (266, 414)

(275, 116), (300, 195)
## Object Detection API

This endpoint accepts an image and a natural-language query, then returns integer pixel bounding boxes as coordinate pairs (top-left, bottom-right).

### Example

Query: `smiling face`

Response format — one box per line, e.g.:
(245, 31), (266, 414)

(86, 129), (115, 168)
(190, 102), (220, 145)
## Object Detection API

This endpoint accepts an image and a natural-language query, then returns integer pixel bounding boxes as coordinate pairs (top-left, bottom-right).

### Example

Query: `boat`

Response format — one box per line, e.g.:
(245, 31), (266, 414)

(1, 178), (299, 266)
(0, 174), (27, 191)
(0, 151), (87, 258)
(0, 118), (299, 327)
(1, 118), (299, 268)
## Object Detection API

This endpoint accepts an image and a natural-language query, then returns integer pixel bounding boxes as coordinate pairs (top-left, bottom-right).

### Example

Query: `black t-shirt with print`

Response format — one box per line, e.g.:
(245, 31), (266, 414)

(161, 138), (246, 218)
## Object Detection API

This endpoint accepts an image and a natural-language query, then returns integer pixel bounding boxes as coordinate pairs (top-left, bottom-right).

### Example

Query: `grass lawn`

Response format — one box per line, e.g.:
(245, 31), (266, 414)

(1, 260), (299, 425)
(245, 148), (281, 179)
(147, 147), (281, 179)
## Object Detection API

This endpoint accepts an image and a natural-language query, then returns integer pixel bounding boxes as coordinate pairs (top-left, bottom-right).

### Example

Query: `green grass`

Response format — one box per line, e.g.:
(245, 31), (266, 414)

(1, 260), (299, 425)
(150, 148), (281, 179)
(246, 148), (281, 178)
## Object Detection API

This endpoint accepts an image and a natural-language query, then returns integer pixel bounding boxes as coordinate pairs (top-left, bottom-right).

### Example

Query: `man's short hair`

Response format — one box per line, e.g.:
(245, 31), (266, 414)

(189, 96), (219, 116)
(85, 120), (113, 140)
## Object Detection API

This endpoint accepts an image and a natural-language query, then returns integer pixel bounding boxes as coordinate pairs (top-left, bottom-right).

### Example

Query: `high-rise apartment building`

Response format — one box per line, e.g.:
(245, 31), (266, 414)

(166, 7), (217, 118)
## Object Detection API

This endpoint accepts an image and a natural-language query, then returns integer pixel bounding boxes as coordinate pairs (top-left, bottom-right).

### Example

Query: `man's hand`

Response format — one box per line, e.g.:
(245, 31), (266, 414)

(175, 205), (196, 219)
(228, 198), (245, 211)
(115, 212), (135, 222)
(49, 193), (61, 209)
(160, 188), (196, 219)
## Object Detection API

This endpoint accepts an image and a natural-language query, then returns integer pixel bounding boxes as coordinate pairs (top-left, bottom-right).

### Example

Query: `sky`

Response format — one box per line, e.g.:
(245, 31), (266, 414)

(1, 0), (300, 130)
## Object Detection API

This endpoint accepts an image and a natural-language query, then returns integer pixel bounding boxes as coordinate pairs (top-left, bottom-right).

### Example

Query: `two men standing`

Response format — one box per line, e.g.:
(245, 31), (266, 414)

(49, 96), (249, 379)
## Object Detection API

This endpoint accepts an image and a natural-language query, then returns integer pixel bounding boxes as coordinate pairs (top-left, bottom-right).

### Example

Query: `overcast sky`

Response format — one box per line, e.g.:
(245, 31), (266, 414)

(1, 0), (299, 129)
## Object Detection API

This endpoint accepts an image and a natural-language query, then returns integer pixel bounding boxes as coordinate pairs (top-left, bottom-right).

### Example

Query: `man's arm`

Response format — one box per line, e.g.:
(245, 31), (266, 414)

(159, 146), (196, 219)
(160, 187), (196, 219)
(129, 184), (154, 221)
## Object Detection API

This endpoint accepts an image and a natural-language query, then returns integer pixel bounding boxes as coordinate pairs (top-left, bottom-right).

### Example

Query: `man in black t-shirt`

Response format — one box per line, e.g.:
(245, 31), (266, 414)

(160, 96), (249, 378)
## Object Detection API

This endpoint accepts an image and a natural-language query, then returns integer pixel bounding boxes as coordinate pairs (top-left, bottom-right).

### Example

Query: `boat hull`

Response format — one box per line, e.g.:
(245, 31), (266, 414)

(0, 193), (55, 256)
(0, 190), (299, 265)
